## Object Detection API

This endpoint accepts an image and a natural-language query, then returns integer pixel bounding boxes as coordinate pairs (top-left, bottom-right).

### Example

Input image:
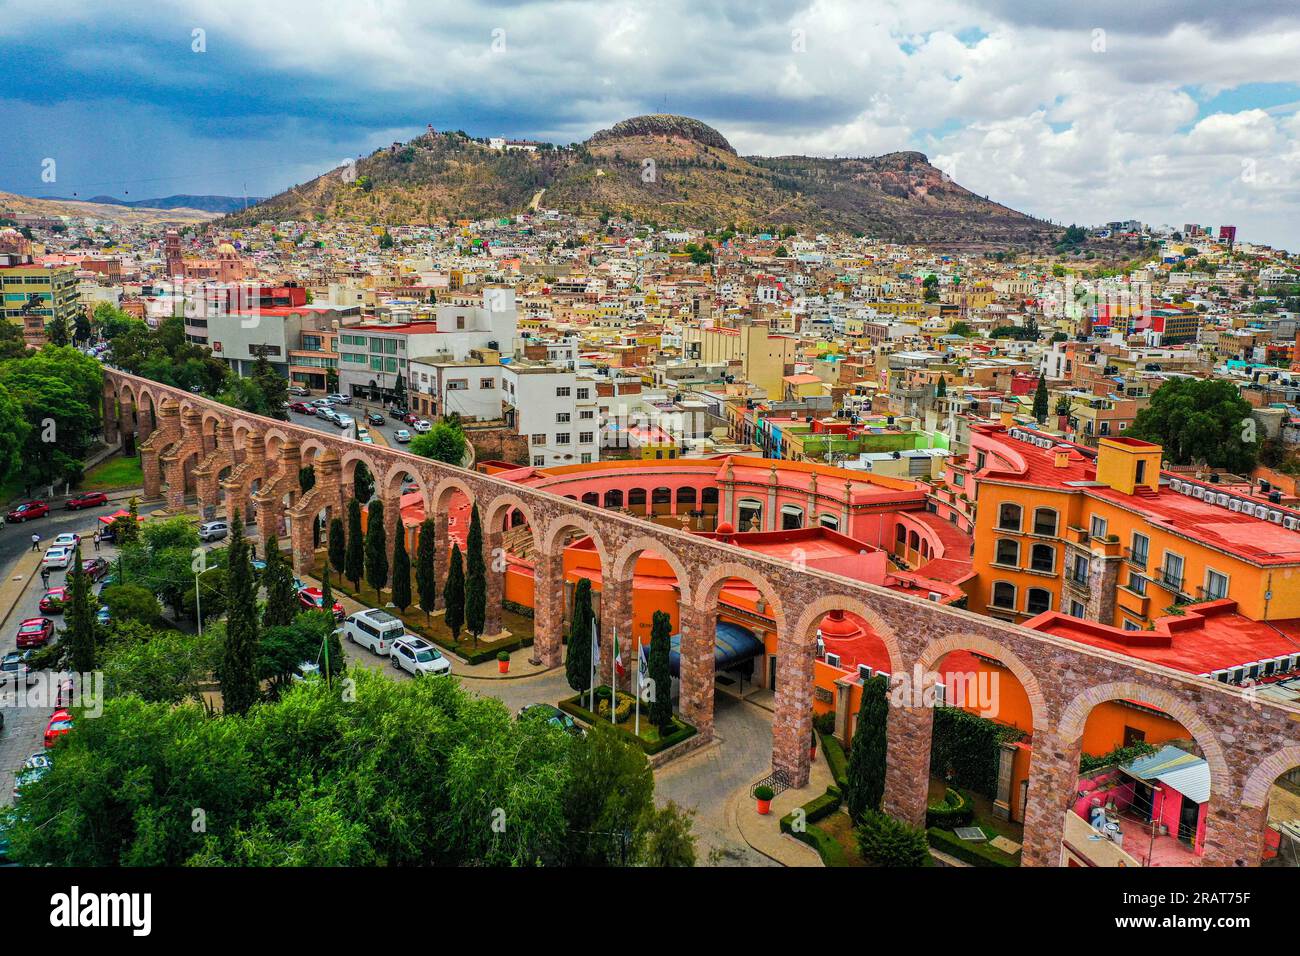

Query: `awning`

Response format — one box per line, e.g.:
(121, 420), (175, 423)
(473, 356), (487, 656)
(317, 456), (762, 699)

(1121, 745), (1211, 805)
(668, 620), (764, 678)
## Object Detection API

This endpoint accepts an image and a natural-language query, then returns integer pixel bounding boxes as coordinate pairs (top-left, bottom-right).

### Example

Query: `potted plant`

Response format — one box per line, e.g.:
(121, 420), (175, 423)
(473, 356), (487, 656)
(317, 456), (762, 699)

(754, 785), (775, 815)
(496, 650), (510, 674)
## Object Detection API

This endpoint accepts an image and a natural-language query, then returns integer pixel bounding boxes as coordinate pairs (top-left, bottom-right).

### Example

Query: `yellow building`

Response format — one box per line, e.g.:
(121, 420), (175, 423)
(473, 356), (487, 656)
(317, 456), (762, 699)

(682, 322), (798, 399)
(0, 263), (79, 346)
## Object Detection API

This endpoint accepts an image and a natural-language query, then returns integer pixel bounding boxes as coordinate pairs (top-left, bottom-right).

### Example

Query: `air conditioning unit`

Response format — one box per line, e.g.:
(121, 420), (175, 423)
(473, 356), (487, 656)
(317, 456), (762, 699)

(1286, 517), (1299, 530)
(1229, 667), (1245, 684)
(1229, 500), (1242, 512)
(1242, 502), (1257, 516)
(1212, 669), (1230, 683)
(857, 664), (873, 682)
(1169, 480), (1183, 493)
(1215, 493), (1229, 506)
(825, 653), (841, 668)
(1193, 486), (1205, 499)
(1271, 510), (1285, 524)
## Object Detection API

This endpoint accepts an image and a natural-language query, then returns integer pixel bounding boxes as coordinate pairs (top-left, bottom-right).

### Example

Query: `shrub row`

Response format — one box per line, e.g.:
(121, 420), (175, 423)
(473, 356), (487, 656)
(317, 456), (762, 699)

(925, 788), (974, 830)
(820, 732), (849, 790)
(926, 827), (1019, 867)
(780, 787), (851, 867)
(557, 694), (696, 755)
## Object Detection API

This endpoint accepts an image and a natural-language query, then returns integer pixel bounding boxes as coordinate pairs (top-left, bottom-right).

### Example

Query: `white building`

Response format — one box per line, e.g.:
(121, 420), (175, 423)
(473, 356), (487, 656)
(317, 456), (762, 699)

(502, 363), (600, 467)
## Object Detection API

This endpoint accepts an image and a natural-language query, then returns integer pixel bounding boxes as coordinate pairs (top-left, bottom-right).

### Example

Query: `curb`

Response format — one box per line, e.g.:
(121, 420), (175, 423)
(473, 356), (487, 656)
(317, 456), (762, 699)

(0, 549), (44, 633)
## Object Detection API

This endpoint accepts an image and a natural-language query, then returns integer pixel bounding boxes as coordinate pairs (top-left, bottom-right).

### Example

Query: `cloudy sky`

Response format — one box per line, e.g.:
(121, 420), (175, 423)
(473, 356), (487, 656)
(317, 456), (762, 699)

(2, 0), (1299, 247)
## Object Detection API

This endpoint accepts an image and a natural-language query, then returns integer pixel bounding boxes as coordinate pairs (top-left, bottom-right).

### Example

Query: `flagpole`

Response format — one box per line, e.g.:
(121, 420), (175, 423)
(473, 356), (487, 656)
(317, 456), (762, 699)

(611, 624), (617, 725)
(634, 644), (640, 737)
(589, 615), (596, 710)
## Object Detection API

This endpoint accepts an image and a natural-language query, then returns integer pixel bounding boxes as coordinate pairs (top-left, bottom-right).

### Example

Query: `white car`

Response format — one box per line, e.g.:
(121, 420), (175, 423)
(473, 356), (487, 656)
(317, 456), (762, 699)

(335, 414), (355, 430)
(326, 393), (351, 405)
(390, 636), (451, 677)
(198, 520), (229, 542)
(51, 532), (82, 549)
(412, 419), (432, 433)
(41, 546), (74, 570)
(394, 428), (411, 443)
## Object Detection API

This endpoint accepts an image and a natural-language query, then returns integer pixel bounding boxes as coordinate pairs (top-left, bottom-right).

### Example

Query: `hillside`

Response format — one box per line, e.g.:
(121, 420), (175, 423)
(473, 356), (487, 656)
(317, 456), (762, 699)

(225, 114), (1059, 249)
(0, 191), (221, 225)
(53, 194), (261, 214)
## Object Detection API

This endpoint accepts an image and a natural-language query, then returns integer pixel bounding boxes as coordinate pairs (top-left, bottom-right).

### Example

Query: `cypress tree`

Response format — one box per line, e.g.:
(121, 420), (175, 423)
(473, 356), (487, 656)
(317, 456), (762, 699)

(464, 504), (486, 645)
(345, 498), (364, 591)
(565, 576), (594, 705)
(1033, 372), (1049, 424)
(365, 499), (389, 599)
(391, 523), (411, 612)
(648, 609), (673, 730)
(443, 544), (465, 642)
(65, 545), (96, 673)
(221, 511), (260, 716)
(353, 462), (375, 503)
(416, 517), (437, 621)
(328, 516), (346, 578)
(261, 536), (297, 628)
(936, 375), (946, 397)
(845, 674), (890, 823)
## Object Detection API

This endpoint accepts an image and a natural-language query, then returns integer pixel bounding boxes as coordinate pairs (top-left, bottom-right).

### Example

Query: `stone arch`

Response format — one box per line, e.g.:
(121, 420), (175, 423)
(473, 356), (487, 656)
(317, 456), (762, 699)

(691, 561), (786, 633)
(483, 492), (540, 545)
(609, 534), (694, 607)
(540, 512), (612, 569)
(430, 474), (477, 513)
(1238, 745), (1300, 810)
(790, 594), (904, 674)
(1056, 681), (1229, 788)
(917, 631), (1050, 732)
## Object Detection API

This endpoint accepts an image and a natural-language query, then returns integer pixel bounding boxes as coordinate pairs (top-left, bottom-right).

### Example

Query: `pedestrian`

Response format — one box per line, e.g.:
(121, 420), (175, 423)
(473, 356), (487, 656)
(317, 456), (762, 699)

(30, 532), (40, 551)
(93, 529), (101, 553)
(40, 566), (50, 588)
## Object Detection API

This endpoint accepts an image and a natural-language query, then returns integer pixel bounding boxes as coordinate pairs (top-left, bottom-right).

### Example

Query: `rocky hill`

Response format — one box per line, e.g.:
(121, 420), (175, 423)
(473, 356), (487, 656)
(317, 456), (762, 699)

(225, 114), (1059, 248)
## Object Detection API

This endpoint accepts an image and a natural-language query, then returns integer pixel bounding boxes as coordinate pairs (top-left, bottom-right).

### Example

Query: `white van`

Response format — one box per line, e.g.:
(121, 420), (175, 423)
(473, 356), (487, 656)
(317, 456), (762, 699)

(342, 608), (404, 655)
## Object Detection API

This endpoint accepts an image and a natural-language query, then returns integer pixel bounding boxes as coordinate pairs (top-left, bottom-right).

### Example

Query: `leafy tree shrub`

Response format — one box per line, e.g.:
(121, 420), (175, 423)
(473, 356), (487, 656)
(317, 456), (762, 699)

(856, 810), (931, 867)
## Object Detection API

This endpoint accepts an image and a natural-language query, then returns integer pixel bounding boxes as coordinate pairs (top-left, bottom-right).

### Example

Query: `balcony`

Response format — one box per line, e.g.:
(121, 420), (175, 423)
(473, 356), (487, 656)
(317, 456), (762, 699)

(1065, 572), (1091, 595)
(1123, 547), (1149, 569)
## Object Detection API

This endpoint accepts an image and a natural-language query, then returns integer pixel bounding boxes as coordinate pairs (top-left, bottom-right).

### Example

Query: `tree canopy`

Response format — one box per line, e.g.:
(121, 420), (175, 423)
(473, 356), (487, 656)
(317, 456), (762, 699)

(1126, 378), (1256, 472)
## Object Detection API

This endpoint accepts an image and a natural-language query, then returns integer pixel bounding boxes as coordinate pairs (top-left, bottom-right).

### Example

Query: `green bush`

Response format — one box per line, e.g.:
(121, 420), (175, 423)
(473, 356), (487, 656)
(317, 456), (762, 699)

(927, 827), (1019, 867)
(557, 694), (696, 755)
(925, 788), (974, 830)
(496, 650), (510, 662)
(813, 712), (836, 735)
(780, 789), (850, 867)
(929, 707), (1025, 798)
(855, 810), (932, 867)
(753, 785), (774, 802)
(1079, 741), (1158, 775)
(596, 692), (635, 722)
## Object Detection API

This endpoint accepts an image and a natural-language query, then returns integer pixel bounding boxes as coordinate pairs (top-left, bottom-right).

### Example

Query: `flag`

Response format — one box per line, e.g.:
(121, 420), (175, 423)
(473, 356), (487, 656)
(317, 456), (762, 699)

(592, 627), (600, 667)
(638, 641), (649, 673)
(615, 642), (625, 678)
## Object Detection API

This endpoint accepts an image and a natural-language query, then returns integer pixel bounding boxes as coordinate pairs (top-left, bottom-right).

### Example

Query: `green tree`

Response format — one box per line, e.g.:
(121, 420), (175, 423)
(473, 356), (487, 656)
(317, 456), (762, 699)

(416, 517), (437, 621)
(390, 524), (411, 613)
(261, 537), (298, 629)
(345, 498), (364, 590)
(298, 465), (316, 493)
(636, 801), (697, 867)
(64, 545), (97, 673)
(410, 421), (466, 464)
(1032, 373), (1049, 424)
(565, 577), (595, 706)
(562, 722), (654, 866)
(328, 516), (346, 578)
(1126, 378), (1257, 472)
(353, 461), (374, 503)
(114, 496), (142, 547)
(443, 544), (465, 642)
(100, 583), (161, 627)
(935, 375), (947, 397)
(251, 355), (289, 420)
(922, 273), (939, 302)
(101, 621), (221, 705)
(364, 499), (389, 597)
(845, 674), (889, 823)
(855, 809), (930, 866)
(219, 511), (260, 716)
(464, 504), (486, 644)
(648, 610), (673, 730)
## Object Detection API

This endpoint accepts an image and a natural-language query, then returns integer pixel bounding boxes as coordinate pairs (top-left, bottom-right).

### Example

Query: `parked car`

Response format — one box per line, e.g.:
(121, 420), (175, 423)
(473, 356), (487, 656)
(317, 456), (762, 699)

(326, 392), (351, 405)
(394, 428), (412, 443)
(335, 414), (355, 430)
(366, 411), (385, 426)
(198, 521), (228, 542)
(41, 546), (74, 571)
(308, 397), (332, 408)
(517, 703), (584, 736)
(358, 433), (374, 445)
(80, 557), (110, 581)
(288, 401), (312, 414)
(6, 500), (48, 522)
(51, 532), (81, 549)
(65, 492), (108, 510)
(287, 385), (310, 396)
(412, 419), (432, 433)
(402, 412), (420, 426)
(1, 651), (35, 688)
(44, 710), (74, 748)
(342, 608), (404, 655)
(16, 617), (54, 649)
(388, 406), (409, 421)
(39, 587), (67, 613)
(318, 408), (340, 424)
(12, 753), (52, 802)
(298, 586), (344, 621)
(390, 636), (451, 677)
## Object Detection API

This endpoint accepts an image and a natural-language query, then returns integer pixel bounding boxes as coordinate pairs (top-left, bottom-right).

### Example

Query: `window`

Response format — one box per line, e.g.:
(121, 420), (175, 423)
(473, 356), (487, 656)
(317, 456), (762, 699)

(1030, 543), (1055, 573)
(997, 502), (1022, 532)
(1129, 532), (1149, 567)
(1204, 569), (1229, 601)
(1069, 554), (1090, 585)
(533, 456), (545, 466)
(480, 378), (494, 389)
(1122, 619), (1142, 631)
(991, 582), (1016, 609)
(1032, 508), (1058, 536)
(1161, 552), (1184, 590)
(579, 409), (595, 420)
(555, 387), (571, 398)
(579, 432), (594, 444)
(577, 388), (590, 400)
(1026, 588), (1051, 614)
(994, 539), (1020, 567)
(1069, 600), (1085, 617)
(1089, 515), (1108, 539)
(1127, 572), (1147, 596)
(556, 412), (570, 423)
(531, 434), (545, 445)
(447, 379), (467, 390)
(580, 453), (592, 464)
(555, 433), (570, 445)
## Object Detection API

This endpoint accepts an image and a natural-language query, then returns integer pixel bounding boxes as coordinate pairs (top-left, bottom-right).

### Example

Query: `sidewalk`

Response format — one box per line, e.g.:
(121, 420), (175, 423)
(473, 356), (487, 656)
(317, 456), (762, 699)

(0, 548), (43, 632)
(729, 751), (835, 867)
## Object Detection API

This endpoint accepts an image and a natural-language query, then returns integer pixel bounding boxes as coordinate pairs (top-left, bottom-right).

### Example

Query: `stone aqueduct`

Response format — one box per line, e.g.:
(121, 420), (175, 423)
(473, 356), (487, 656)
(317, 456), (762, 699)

(103, 370), (1300, 867)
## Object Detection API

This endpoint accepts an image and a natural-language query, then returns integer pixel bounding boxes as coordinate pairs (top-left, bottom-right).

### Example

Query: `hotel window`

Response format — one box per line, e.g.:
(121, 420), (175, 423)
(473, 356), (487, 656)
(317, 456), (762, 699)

(556, 412), (570, 423)
(995, 539), (1020, 567)
(1030, 543), (1055, 573)
(1069, 600), (1085, 618)
(1026, 588), (1051, 615)
(480, 378), (494, 389)
(1129, 532), (1149, 566)
(577, 388), (590, 400)
(1089, 515), (1108, 539)
(580, 409), (595, 420)
(1204, 569), (1229, 601)
(533, 456), (545, 466)
(556, 433), (570, 445)
(1161, 552), (1184, 589)
(1127, 572), (1147, 596)
(580, 453), (592, 464)
(579, 432), (594, 444)
(1032, 508), (1058, 536)
(997, 502), (1022, 532)
(991, 582), (1016, 609)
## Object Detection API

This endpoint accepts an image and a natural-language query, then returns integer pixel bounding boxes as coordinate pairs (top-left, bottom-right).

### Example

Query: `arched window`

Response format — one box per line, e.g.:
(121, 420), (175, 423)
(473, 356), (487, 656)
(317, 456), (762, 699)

(652, 487), (673, 506)
(896, 523), (907, 543)
(997, 502), (1022, 532)
(581, 492), (599, 506)
(1033, 507), (1059, 537)
(781, 504), (803, 530)
(1026, 588), (1052, 614)
(1030, 543), (1055, 573)
(819, 514), (839, 530)
(995, 538), (1020, 567)
(738, 498), (763, 531)
(603, 489), (624, 508)
(676, 486), (697, 507)
(908, 530), (920, 551)
(701, 487), (719, 506)
(628, 488), (647, 508)
(991, 582), (1016, 609)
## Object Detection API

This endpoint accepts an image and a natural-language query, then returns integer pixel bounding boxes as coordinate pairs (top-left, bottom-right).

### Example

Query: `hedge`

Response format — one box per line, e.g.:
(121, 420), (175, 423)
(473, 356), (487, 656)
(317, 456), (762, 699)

(925, 788), (974, 830)
(928, 707), (1025, 799)
(820, 732), (849, 790)
(558, 693), (697, 755)
(780, 787), (851, 867)
(927, 826), (1019, 867)
(1079, 740), (1158, 775)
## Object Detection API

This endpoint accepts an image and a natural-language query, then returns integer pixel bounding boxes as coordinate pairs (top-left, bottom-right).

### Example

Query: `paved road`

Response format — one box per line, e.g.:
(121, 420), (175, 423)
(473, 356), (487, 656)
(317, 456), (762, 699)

(286, 396), (418, 450)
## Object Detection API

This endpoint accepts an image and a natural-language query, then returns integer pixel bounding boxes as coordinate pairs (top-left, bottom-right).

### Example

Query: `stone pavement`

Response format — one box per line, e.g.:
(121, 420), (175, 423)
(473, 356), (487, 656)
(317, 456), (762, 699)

(731, 743), (834, 866)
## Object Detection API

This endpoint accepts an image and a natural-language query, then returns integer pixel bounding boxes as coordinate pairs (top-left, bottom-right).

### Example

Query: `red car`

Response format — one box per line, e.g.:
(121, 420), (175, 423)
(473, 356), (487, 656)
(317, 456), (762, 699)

(6, 500), (48, 522)
(16, 617), (54, 648)
(298, 586), (344, 620)
(80, 557), (110, 581)
(39, 587), (67, 613)
(44, 709), (73, 748)
(402, 413), (420, 426)
(65, 492), (108, 510)
(289, 401), (312, 414)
